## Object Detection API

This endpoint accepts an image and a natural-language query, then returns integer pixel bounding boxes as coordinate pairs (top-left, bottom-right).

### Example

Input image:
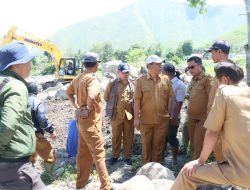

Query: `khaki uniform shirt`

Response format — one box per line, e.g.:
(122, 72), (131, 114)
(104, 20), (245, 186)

(104, 79), (133, 120)
(207, 78), (218, 112)
(134, 73), (175, 124)
(67, 71), (102, 129)
(188, 71), (213, 120)
(204, 85), (250, 187)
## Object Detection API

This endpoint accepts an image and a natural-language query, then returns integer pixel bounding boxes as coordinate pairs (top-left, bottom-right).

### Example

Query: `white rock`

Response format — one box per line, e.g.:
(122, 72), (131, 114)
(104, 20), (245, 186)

(55, 85), (68, 100)
(101, 60), (139, 79)
(136, 162), (175, 180)
(37, 92), (49, 101)
(152, 179), (174, 190)
(117, 175), (155, 190)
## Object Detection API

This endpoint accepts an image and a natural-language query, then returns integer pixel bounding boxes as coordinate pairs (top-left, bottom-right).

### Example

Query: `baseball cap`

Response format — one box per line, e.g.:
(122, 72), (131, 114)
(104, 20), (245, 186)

(163, 63), (175, 73)
(83, 52), (100, 63)
(27, 82), (38, 94)
(118, 62), (130, 73)
(146, 55), (164, 65)
(0, 42), (35, 71)
(205, 40), (230, 54)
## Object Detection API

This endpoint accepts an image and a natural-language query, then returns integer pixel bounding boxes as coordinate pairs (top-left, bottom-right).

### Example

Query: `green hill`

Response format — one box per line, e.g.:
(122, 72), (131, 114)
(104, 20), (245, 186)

(49, 0), (246, 53)
(219, 25), (247, 49)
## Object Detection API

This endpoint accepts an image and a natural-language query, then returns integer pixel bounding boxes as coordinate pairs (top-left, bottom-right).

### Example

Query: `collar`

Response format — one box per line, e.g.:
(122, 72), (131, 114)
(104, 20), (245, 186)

(146, 73), (160, 80)
(0, 70), (28, 86)
(193, 71), (205, 80)
(117, 78), (129, 84)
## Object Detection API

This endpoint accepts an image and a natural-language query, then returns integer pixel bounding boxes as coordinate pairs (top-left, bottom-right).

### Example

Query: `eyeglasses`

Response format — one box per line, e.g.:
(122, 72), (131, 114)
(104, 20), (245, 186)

(188, 65), (197, 70)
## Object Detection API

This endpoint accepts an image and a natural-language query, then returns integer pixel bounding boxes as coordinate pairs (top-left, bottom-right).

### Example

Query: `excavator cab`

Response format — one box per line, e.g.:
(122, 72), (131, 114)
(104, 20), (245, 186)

(58, 58), (83, 80)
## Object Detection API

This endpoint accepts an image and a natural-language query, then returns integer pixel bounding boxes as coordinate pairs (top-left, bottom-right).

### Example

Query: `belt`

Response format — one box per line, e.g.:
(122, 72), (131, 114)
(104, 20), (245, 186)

(0, 156), (30, 163)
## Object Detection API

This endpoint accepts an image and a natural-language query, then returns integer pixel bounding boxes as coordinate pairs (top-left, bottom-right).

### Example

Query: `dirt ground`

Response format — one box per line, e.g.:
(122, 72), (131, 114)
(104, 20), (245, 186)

(45, 99), (75, 150)
(42, 99), (244, 190)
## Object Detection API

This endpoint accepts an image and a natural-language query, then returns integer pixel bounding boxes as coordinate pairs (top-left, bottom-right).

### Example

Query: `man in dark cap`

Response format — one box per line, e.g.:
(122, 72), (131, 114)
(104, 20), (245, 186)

(206, 40), (231, 161)
(67, 52), (111, 190)
(104, 63), (135, 166)
(171, 62), (250, 190)
(162, 63), (186, 165)
(0, 42), (46, 189)
(206, 40), (230, 63)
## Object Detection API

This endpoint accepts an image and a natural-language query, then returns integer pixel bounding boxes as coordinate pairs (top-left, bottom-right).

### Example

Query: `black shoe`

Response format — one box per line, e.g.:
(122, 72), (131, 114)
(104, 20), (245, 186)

(108, 157), (118, 165)
(124, 158), (132, 165)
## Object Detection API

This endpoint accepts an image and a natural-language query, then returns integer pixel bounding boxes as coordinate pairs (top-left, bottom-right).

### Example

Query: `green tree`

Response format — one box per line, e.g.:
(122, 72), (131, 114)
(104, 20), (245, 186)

(165, 49), (176, 61)
(102, 42), (115, 62)
(114, 50), (128, 62)
(182, 40), (193, 56)
(75, 49), (84, 60)
(176, 43), (184, 58)
(44, 51), (52, 62)
(125, 46), (146, 67)
(90, 41), (114, 63)
(146, 43), (163, 57)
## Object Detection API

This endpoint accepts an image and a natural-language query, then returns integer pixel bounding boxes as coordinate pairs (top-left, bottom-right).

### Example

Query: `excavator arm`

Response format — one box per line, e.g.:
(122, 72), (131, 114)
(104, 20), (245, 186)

(0, 26), (81, 80)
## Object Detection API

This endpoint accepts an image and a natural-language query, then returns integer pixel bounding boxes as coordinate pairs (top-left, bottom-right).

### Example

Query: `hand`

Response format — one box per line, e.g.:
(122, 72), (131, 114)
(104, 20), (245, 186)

(50, 131), (57, 140)
(75, 107), (89, 118)
(134, 118), (140, 130)
(182, 159), (204, 177)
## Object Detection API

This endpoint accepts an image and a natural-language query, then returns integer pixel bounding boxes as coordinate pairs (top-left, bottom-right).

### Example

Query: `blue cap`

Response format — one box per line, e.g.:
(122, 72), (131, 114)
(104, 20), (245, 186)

(205, 40), (230, 54)
(118, 63), (130, 73)
(0, 42), (35, 71)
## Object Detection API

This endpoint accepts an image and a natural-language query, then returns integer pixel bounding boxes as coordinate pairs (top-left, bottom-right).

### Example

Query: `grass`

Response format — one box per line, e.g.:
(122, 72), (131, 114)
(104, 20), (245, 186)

(41, 164), (77, 185)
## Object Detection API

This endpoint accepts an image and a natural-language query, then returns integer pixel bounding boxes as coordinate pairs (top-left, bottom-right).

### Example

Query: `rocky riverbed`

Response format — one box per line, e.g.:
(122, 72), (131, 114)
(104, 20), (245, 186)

(36, 92), (245, 190)
(39, 98), (188, 189)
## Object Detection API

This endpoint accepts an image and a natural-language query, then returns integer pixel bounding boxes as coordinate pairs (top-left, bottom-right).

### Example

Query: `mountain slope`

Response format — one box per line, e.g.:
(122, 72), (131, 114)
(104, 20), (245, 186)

(219, 25), (247, 48)
(49, 0), (246, 53)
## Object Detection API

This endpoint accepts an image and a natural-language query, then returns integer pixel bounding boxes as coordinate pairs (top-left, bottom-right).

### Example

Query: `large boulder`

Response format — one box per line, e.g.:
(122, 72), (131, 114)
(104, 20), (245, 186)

(101, 60), (139, 79)
(136, 162), (175, 180)
(152, 179), (174, 190)
(117, 175), (155, 190)
(55, 83), (69, 100)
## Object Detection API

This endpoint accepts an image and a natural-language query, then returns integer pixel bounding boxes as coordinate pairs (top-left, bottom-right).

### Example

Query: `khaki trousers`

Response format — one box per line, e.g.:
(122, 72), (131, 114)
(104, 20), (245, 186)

(188, 118), (206, 159)
(110, 118), (134, 159)
(76, 122), (110, 190)
(30, 133), (56, 164)
(171, 162), (250, 190)
(140, 118), (169, 165)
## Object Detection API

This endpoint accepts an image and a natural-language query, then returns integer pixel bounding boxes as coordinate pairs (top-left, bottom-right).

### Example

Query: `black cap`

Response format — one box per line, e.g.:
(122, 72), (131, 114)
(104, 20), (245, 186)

(163, 63), (175, 73)
(28, 82), (38, 94)
(205, 40), (230, 54)
(118, 63), (130, 73)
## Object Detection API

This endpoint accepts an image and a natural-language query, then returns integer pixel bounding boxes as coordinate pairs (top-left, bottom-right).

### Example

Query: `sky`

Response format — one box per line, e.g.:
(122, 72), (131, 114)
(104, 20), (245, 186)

(0, 0), (245, 39)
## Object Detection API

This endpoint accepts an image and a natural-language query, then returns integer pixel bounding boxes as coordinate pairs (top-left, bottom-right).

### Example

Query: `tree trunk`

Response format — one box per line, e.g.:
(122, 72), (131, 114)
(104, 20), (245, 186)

(244, 0), (250, 85)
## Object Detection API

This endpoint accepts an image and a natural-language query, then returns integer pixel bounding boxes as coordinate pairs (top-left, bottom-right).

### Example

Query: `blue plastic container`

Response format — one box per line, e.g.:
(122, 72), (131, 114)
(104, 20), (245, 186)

(66, 119), (78, 157)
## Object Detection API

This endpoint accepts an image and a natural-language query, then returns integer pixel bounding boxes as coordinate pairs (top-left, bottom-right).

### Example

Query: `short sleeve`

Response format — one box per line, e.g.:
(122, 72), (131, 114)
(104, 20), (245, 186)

(134, 78), (142, 100)
(175, 83), (186, 102)
(205, 75), (214, 96)
(104, 81), (112, 102)
(204, 89), (226, 132)
(87, 77), (100, 98)
(67, 80), (76, 96)
(168, 80), (175, 98)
